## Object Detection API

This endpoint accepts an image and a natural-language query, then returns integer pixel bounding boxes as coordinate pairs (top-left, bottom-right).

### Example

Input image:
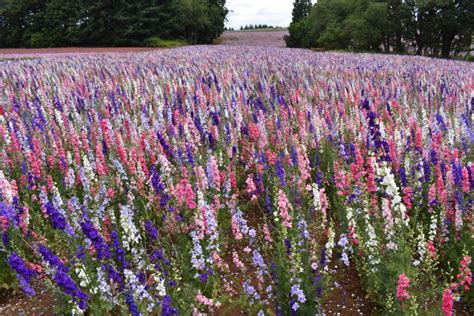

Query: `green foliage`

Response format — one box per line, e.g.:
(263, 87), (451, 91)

(465, 55), (474, 62)
(287, 0), (474, 59)
(0, 0), (228, 47)
(145, 37), (188, 48)
(0, 252), (17, 299)
(286, 20), (312, 48)
(292, 0), (312, 24)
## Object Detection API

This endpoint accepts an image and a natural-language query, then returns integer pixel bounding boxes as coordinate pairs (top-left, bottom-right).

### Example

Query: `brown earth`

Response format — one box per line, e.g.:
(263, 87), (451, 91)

(0, 283), (58, 316)
(323, 263), (377, 315)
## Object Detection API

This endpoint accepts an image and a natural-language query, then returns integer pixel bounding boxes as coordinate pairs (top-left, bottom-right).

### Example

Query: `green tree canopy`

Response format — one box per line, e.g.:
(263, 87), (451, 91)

(292, 0), (313, 23)
(286, 0), (474, 59)
(0, 0), (228, 47)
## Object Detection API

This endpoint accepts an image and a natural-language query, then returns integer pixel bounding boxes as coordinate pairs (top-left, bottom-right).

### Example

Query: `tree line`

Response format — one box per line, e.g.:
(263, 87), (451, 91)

(287, 0), (474, 59)
(0, 0), (228, 48)
(239, 25), (282, 30)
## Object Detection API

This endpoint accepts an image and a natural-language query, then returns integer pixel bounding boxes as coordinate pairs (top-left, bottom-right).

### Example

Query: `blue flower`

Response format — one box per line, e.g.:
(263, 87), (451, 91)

(0, 202), (14, 222)
(2, 232), (10, 246)
(111, 230), (128, 269)
(103, 264), (123, 286)
(275, 158), (286, 186)
(124, 291), (140, 316)
(8, 252), (36, 296)
(53, 269), (88, 309)
(80, 221), (111, 260)
(44, 202), (68, 232)
(38, 245), (68, 272)
(200, 273), (208, 282)
(162, 295), (177, 315)
(145, 220), (158, 241)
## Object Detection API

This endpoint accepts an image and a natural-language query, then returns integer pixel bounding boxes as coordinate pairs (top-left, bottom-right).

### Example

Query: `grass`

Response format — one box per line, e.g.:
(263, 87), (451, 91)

(145, 37), (188, 48)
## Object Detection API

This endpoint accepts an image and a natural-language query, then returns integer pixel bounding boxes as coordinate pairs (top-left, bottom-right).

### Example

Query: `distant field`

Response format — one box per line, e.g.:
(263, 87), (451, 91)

(0, 47), (161, 58)
(0, 29), (288, 60)
(226, 28), (288, 33)
(218, 30), (289, 47)
(0, 30), (290, 57)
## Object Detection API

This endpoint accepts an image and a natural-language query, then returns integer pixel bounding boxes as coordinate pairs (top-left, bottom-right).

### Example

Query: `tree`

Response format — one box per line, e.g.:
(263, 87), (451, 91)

(292, 0), (312, 24)
(0, 0), (229, 47)
(286, 0), (472, 59)
(434, 0), (474, 58)
(363, 2), (389, 51)
(310, 0), (353, 49)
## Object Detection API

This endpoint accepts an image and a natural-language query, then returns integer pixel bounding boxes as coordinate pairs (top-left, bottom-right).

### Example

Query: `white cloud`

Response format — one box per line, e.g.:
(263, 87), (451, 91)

(226, 0), (296, 29)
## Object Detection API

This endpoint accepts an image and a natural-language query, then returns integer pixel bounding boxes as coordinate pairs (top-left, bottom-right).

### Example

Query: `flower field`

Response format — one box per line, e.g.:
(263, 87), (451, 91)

(0, 47), (472, 315)
(218, 30), (288, 47)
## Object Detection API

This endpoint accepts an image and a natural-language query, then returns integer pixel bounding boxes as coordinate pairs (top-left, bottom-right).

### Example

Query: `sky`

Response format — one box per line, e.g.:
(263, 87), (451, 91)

(226, 0), (295, 29)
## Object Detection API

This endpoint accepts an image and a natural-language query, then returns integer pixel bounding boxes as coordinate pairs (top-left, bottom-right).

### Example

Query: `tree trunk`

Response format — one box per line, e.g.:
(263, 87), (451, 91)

(441, 33), (454, 59)
(416, 42), (423, 55)
(441, 44), (451, 59)
(395, 32), (403, 53)
(415, 32), (423, 55)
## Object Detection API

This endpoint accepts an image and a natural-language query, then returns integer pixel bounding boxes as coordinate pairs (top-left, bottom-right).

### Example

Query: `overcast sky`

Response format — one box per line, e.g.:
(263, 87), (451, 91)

(226, 0), (296, 29)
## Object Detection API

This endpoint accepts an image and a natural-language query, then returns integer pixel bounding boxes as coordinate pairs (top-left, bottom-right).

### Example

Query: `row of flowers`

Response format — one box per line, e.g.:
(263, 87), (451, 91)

(0, 47), (472, 314)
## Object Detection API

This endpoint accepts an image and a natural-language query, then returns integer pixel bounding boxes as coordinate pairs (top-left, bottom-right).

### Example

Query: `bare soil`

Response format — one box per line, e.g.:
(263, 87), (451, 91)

(0, 284), (58, 315)
(323, 263), (377, 315)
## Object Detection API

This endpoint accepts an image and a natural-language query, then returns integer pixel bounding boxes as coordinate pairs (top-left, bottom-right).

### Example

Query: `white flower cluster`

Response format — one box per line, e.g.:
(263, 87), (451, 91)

(378, 162), (409, 227)
(81, 154), (95, 188)
(412, 225), (426, 267)
(66, 167), (76, 189)
(324, 221), (335, 270)
(0, 170), (13, 204)
(190, 230), (205, 270)
(0, 116), (11, 145)
(454, 207), (463, 231)
(312, 183), (321, 211)
(54, 109), (64, 127)
(124, 269), (155, 312)
(157, 154), (174, 186)
(71, 304), (84, 316)
(111, 158), (128, 181)
(346, 207), (358, 244)
(153, 271), (167, 297)
(382, 198), (397, 250)
(428, 212), (438, 242)
(363, 209), (380, 273)
(92, 266), (112, 301)
(312, 183), (327, 227)
(119, 205), (141, 253)
(75, 264), (91, 288)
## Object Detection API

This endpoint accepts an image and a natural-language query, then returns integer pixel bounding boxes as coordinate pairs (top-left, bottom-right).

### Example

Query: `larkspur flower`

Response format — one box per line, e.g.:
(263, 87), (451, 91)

(396, 274), (410, 301)
(0, 44), (472, 316)
(8, 252), (37, 296)
(441, 289), (453, 316)
(53, 269), (88, 310)
(80, 220), (111, 260)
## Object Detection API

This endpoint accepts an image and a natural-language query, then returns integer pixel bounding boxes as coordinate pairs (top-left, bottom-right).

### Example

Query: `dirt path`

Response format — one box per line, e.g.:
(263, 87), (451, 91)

(323, 263), (376, 315)
(0, 283), (58, 315)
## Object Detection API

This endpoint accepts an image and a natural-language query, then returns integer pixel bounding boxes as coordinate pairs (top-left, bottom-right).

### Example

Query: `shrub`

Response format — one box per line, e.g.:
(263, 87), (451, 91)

(144, 37), (188, 48)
